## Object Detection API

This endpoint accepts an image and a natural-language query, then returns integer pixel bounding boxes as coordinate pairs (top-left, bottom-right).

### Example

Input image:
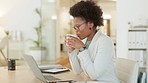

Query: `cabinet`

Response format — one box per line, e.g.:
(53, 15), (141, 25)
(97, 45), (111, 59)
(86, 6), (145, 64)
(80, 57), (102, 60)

(128, 28), (148, 82)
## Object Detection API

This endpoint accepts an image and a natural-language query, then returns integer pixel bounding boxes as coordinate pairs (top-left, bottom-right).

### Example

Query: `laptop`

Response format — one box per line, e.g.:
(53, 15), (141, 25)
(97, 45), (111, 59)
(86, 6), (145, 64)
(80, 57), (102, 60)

(23, 54), (73, 83)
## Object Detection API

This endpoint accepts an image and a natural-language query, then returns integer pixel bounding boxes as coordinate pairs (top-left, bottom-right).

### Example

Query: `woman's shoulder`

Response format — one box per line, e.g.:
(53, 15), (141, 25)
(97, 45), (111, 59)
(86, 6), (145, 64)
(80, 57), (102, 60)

(97, 32), (112, 42)
(94, 34), (113, 48)
(95, 30), (112, 40)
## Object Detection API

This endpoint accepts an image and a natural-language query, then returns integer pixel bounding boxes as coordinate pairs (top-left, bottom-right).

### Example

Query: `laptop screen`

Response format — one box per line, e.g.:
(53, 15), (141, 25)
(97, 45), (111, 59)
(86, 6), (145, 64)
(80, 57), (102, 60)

(23, 54), (46, 82)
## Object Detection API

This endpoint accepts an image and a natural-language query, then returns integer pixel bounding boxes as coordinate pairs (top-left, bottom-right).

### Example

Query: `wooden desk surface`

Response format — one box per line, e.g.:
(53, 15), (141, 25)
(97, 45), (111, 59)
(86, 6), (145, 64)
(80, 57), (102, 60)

(0, 65), (43, 83)
(0, 65), (90, 83)
(0, 65), (110, 83)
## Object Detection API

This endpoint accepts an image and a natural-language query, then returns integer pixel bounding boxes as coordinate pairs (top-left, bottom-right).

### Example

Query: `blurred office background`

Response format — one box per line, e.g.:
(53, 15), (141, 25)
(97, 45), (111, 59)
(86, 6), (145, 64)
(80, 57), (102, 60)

(0, 0), (148, 65)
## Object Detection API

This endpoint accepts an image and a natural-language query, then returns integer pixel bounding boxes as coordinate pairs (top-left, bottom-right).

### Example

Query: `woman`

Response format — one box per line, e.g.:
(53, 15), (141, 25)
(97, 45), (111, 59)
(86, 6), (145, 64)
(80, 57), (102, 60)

(65, 1), (119, 83)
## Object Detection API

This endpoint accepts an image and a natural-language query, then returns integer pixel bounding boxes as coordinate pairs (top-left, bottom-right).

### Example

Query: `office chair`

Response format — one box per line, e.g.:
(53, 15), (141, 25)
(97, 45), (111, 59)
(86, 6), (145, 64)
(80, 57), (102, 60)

(115, 58), (139, 83)
(0, 36), (9, 60)
(141, 72), (146, 83)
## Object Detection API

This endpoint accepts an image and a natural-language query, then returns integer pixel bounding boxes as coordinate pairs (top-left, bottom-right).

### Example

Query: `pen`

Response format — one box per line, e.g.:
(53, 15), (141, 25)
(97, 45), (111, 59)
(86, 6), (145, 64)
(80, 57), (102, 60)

(55, 67), (65, 69)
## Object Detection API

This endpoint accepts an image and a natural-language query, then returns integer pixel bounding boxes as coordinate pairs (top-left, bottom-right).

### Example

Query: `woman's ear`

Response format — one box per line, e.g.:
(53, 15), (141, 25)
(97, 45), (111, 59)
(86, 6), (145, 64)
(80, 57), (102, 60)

(88, 22), (94, 29)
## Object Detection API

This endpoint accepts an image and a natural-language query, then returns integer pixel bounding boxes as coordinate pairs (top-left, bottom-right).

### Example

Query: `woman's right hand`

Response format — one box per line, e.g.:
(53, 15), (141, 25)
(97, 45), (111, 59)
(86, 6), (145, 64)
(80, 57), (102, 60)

(65, 36), (75, 53)
(67, 45), (75, 53)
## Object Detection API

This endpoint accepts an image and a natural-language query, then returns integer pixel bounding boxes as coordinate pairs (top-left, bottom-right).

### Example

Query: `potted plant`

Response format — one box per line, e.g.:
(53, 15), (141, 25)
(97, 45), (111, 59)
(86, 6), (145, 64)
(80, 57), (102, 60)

(29, 8), (46, 62)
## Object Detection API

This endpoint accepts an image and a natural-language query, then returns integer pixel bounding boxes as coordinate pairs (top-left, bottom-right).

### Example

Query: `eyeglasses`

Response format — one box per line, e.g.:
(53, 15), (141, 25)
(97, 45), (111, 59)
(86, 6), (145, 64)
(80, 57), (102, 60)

(73, 22), (86, 30)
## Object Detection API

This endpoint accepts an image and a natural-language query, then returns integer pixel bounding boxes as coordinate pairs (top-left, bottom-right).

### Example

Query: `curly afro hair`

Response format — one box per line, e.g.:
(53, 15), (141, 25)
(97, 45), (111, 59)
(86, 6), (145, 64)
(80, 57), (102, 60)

(69, 1), (104, 28)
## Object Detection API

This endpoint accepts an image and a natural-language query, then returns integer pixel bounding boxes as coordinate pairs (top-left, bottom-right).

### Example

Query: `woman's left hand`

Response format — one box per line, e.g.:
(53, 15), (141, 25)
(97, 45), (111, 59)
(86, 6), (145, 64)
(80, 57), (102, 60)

(67, 36), (85, 49)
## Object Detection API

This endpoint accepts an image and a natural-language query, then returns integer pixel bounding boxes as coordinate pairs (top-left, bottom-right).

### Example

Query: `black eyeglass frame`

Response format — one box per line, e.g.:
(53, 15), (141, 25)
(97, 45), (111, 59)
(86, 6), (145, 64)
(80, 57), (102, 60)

(73, 22), (86, 30)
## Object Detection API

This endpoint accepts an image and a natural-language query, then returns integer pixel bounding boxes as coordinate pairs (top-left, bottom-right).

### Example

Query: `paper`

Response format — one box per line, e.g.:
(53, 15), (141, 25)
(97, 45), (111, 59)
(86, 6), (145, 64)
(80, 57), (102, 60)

(43, 68), (69, 72)
(39, 64), (63, 70)
(39, 64), (69, 74)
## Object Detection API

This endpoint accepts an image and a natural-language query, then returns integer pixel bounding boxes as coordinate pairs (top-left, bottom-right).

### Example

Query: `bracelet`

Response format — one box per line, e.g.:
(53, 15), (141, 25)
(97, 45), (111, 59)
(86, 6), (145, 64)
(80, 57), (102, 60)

(79, 47), (86, 52)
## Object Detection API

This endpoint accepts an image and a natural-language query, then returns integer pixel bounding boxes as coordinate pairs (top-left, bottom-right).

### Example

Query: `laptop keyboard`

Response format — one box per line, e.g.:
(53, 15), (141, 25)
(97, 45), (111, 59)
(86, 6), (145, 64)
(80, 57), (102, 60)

(44, 75), (74, 83)
(44, 75), (60, 81)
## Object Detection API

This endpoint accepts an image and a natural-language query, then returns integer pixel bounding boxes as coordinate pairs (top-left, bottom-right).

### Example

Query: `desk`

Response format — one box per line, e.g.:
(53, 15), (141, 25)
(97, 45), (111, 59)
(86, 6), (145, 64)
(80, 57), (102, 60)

(0, 65), (110, 83)
(0, 65), (42, 83)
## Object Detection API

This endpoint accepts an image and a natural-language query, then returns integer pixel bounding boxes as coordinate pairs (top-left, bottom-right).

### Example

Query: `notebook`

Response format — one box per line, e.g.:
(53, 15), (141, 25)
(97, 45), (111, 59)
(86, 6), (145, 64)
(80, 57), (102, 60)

(39, 64), (69, 74)
(23, 54), (72, 83)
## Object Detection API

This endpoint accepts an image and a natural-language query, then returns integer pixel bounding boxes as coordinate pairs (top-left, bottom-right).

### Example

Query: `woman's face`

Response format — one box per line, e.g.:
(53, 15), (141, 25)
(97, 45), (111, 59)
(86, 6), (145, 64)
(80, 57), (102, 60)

(73, 17), (92, 40)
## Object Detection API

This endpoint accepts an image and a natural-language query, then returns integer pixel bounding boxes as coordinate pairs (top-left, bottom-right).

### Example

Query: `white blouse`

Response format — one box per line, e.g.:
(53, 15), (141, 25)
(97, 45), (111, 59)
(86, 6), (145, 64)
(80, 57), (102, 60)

(68, 30), (119, 83)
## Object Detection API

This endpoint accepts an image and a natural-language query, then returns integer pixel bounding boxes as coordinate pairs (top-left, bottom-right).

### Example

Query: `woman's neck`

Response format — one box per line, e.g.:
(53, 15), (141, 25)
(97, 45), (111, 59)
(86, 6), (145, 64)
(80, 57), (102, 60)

(87, 30), (97, 41)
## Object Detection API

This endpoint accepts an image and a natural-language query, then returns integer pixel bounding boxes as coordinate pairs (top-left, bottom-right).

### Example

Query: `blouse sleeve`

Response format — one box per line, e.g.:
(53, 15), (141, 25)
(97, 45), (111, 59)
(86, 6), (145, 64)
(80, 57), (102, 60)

(68, 49), (83, 74)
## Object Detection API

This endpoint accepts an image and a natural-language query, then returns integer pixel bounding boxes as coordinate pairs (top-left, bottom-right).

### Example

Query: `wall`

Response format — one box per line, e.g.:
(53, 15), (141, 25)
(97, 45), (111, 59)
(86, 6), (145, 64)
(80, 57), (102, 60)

(99, 1), (116, 43)
(0, 0), (41, 57)
(116, 0), (148, 58)
(0, 0), (40, 39)
(0, 0), (41, 47)
(41, 0), (57, 61)
(56, 0), (73, 54)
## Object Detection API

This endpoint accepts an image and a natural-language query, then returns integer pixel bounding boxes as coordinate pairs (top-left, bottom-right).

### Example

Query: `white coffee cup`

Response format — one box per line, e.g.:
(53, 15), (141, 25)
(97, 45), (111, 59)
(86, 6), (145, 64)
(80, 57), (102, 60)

(66, 34), (78, 39)
(66, 34), (78, 46)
